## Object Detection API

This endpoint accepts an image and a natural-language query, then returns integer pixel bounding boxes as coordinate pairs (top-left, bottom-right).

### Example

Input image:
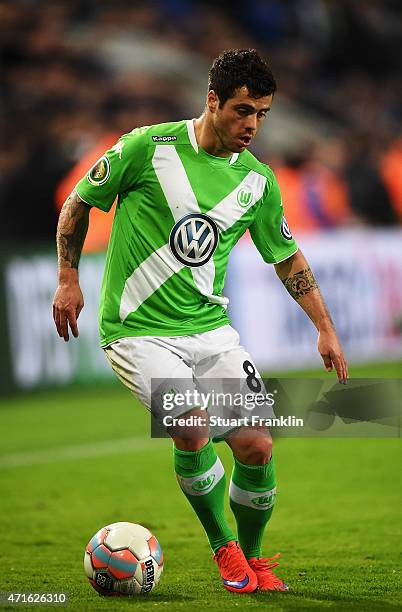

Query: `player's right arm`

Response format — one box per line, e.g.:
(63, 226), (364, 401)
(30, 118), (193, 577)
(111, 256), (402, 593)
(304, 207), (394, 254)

(53, 189), (90, 341)
(53, 128), (148, 340)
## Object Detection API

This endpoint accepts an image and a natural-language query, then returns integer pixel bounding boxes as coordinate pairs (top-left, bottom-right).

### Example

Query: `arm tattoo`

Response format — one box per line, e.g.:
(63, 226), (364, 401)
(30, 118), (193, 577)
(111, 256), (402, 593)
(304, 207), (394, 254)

(56, 190), (90, 269)
(282, 267), (318, 300)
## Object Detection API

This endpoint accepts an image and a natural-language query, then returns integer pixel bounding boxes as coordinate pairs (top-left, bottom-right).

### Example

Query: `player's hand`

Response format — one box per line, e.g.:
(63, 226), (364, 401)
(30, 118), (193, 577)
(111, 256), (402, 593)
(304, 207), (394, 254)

(317, 329), (348, 384)
(53, 279), (84, 342)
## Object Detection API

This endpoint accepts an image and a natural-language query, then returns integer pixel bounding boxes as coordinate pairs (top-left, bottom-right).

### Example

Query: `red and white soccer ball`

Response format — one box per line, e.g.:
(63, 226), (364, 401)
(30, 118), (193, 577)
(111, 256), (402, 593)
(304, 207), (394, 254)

(84, 522), (164, 596)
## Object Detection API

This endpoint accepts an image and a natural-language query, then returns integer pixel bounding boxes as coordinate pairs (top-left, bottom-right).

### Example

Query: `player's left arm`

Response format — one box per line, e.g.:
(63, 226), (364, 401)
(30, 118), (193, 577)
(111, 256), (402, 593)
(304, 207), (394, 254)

(274, 249), (348, 383)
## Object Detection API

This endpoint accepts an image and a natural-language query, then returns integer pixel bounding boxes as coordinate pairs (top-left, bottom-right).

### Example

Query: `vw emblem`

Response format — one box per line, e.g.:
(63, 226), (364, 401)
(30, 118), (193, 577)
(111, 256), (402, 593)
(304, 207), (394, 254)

(169, 213), (219, 267)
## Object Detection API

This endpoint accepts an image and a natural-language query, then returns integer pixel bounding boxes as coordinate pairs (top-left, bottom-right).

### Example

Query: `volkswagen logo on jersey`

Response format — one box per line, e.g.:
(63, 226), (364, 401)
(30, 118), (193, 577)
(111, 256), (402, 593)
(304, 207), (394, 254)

(169, 213), (219, 267)
(280, 215), (293, 240)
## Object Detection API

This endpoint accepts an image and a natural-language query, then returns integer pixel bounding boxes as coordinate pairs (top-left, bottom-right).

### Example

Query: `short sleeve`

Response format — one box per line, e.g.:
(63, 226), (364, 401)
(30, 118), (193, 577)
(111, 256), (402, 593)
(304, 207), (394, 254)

(75, 128), (149, 212)
(249, 171), (298, 264)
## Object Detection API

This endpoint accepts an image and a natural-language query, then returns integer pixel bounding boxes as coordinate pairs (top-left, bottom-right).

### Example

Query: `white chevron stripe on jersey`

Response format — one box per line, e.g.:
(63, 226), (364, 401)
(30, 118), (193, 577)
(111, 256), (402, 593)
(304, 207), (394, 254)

(152, 145), (200, 221)
(119, 145), (267, 321)
(191, 260), (216, 302)
(211, 171), (267, 231)
(152, 145), (219, 300)
(119, 243), (182, 322)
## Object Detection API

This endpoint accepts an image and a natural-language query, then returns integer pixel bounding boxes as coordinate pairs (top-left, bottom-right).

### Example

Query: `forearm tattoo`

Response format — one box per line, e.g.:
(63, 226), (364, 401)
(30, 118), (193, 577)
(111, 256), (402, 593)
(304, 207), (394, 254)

(56, 191), (90, 269)
(282, 267), (318, 300)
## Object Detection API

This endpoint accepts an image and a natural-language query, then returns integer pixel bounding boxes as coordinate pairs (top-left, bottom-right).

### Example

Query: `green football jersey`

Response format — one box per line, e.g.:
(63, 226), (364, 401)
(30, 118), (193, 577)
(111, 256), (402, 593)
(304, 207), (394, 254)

(76, 119), (298, 346)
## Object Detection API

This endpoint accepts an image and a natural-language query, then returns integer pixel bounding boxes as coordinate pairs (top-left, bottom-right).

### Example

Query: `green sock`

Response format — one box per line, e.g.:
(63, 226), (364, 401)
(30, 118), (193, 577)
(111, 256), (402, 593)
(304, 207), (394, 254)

(229, 455), (276, 559)
(174, 440), (235, 553)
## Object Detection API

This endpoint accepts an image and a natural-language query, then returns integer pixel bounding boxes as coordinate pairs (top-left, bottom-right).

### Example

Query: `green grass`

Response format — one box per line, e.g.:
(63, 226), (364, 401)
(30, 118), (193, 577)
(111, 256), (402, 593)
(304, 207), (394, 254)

(0, 362), (401, 610)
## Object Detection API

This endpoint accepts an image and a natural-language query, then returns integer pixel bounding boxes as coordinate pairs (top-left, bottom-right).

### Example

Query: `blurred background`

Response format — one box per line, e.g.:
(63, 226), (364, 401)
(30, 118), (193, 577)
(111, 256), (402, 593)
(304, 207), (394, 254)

(1, 0), (402, 392)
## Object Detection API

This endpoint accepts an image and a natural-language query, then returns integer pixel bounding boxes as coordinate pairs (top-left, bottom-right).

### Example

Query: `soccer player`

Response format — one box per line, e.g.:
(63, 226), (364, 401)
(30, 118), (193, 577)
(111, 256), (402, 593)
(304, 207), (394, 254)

(53, 49), (348, 594)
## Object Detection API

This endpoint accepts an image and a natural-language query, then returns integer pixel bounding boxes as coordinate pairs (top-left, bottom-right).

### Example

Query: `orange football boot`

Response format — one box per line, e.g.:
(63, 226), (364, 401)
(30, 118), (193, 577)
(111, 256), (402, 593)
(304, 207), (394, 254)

(214, 541), (258, 594)
(247, 553), (289, 591)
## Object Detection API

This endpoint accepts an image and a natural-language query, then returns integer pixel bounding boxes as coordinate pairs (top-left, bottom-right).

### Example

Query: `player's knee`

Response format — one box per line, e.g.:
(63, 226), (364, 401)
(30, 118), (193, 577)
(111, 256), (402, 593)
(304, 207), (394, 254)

(173, 436), (209, 452)
(247, 436), (272, 464)
(232, 434), (272, 465)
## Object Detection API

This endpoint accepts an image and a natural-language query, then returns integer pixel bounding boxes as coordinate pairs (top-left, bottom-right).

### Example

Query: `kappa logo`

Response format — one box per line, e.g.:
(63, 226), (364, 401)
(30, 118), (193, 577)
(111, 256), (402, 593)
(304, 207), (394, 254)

(169, 213), (219, 267)
(237, 189), (254, 208)
(87, 156), (110, 186)
(152, 135), (177, 142)
(191, 474), (216, 493)
(280, 215), (293, 240)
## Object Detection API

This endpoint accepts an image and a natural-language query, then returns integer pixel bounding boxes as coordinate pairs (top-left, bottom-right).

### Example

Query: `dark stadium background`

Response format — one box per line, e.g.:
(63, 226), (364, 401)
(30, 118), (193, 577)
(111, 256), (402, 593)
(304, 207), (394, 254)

(0, 1), (401, 609)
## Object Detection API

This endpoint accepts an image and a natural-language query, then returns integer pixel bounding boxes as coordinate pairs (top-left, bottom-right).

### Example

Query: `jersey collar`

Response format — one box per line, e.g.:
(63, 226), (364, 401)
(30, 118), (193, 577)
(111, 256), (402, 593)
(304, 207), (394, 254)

(186, 119), (239, 165)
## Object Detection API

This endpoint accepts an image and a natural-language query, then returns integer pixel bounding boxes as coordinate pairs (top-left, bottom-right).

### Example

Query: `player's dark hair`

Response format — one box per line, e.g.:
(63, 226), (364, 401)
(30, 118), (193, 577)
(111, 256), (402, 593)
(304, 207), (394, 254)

(208, 49), (277, 106)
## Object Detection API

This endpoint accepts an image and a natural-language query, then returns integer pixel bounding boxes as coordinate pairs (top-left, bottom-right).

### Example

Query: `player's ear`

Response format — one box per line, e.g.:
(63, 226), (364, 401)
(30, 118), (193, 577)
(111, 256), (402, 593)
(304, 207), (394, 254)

(207, 90), (219, 113)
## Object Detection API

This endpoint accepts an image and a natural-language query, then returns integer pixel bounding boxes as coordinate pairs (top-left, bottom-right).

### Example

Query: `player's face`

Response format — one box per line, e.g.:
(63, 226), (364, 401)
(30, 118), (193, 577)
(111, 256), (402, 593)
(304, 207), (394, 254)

(208, 86), (273, 154)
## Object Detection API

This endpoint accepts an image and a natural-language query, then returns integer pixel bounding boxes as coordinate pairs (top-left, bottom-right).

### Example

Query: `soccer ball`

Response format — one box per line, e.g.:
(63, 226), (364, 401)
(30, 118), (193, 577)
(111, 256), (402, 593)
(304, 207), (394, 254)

(84, 522), (164, 596)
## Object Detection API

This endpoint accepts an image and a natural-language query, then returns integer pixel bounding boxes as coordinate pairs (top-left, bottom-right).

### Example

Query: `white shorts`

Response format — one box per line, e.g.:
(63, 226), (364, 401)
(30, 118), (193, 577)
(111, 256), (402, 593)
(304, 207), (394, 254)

(104, 325), (274, 439)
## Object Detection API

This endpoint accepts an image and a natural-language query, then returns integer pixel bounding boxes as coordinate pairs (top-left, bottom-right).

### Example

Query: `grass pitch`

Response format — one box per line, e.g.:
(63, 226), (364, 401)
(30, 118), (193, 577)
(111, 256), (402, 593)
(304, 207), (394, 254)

(0, 362), (401, 611)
